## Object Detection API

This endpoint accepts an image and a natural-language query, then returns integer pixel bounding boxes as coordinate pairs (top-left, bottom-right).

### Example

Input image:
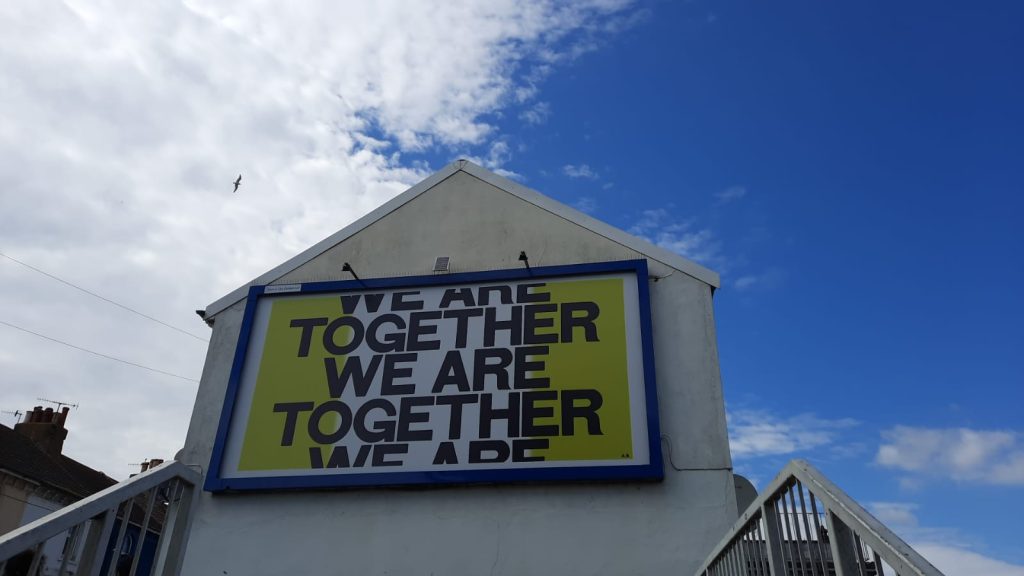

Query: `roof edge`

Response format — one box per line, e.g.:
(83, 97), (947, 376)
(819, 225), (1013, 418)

(457, 162), (721, 288)
(204, 160), (466, 317)
(205, 159), (719, 318)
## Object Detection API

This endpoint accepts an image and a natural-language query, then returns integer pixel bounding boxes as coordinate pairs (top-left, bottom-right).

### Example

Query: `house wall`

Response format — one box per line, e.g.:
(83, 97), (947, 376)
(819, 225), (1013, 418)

(0, 478), (32, 535)
(20, 493), (72, 576)
(179, 170), (737, 575)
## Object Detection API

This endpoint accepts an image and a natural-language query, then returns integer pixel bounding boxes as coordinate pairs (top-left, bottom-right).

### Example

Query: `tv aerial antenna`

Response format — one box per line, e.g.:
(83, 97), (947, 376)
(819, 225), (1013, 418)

(37, 398), (79, 411)
(1, 410), (23, 421)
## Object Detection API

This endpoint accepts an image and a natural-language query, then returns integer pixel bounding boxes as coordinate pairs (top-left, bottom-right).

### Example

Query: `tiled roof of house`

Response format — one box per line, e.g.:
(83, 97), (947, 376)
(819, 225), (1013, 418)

(0, 424), (116, 498)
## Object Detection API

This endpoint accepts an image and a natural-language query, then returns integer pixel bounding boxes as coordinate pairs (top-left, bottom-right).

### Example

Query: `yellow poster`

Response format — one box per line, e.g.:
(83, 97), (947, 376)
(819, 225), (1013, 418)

(210, 263), (659, 490)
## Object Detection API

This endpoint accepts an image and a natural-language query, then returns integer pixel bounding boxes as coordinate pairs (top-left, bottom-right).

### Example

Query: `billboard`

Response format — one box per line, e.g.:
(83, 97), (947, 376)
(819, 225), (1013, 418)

(205, 260), (662, 491)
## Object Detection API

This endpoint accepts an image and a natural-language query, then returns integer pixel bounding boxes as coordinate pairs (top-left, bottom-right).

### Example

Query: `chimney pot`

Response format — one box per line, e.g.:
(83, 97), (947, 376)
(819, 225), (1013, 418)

(14, 405), (70, 456)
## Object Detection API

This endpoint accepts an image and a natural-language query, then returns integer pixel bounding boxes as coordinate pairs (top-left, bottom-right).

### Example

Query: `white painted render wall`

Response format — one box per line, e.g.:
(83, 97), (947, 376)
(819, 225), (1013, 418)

(21, 494), (75, 576)
(179, 169), (737, 575)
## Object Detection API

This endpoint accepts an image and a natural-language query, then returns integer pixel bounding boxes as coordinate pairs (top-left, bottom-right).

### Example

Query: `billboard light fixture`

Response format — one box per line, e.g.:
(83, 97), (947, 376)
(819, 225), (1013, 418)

(518, 251), (531, 274)
(342, 262), (363, 285)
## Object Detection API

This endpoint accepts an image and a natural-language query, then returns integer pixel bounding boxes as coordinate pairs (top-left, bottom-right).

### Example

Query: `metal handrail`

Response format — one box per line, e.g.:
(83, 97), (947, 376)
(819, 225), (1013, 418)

(0, 460), (201, 576)
(695, 459), (945, 576)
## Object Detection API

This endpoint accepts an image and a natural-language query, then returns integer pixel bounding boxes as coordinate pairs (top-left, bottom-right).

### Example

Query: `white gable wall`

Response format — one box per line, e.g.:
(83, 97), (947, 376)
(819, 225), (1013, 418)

(179, 169), (736, 575)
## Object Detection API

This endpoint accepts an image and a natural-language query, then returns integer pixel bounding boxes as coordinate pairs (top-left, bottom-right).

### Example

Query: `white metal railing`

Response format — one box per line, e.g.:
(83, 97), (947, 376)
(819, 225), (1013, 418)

(696, 460), (945, 576)
(0, 461), (201, 576)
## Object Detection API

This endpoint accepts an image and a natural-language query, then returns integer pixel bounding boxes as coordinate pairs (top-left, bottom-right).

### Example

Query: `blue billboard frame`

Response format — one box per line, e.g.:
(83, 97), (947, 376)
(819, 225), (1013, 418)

(205, 259), (663, 492)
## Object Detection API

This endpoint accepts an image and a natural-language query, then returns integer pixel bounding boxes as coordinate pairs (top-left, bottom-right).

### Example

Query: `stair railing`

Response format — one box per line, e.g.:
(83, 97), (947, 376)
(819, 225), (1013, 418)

(0, 460), (201, 576)
(695, 459), (944, 576)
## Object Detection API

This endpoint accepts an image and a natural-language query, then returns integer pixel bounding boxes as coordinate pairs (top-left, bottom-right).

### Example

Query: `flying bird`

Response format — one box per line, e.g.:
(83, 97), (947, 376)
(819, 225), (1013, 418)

(233, 174), (242, 193)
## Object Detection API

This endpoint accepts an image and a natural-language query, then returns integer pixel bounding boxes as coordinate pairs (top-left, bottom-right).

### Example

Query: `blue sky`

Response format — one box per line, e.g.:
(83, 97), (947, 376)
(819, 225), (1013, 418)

(0, 1), (1020, 574)
(411, 0), (1024, 569)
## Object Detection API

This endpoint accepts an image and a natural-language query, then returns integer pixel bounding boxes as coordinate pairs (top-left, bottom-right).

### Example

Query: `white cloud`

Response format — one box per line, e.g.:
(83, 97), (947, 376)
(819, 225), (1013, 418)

(629, 208), (723, 268)
(573, 196), (598, 214)
(869, 501), (919, 527)
(563, 163), (599, 179)
(733, 268), (784, 292)
(867, 503), (1024, 576)
(519, 101), (551, 125)
(0, 1), (635, 478)
(914, 544), (1024, 576)
(734, 275), (759, 290)
(460, 140), (523, 179)
(728, 410), (858, 459)
(876, 426), (1024, 485)
(714, 185), (747, 203)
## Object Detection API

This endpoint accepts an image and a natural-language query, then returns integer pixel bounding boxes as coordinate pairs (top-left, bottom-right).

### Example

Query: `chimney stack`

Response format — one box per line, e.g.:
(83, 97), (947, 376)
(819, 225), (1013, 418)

(134, 458), (165, 476)
(14, 405), (70, 457)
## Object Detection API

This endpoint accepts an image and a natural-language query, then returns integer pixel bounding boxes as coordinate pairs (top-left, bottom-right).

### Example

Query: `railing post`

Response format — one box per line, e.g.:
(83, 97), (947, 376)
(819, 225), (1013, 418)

(825, 510), (861, 576)
(105, 497), (135, 576)
(26, 541), (45, 576)
(79, 509), (117, 576)
(152, 479), (200, 576)
(57, 524), (79, 576)
(128, 487), (159, 576)
(761, 500), (785, 575)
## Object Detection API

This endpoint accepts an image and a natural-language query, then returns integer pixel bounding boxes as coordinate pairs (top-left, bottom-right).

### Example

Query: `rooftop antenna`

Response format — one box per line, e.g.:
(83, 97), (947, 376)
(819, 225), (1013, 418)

(37, 398), (79, 412)
(1, 410), (23, 422)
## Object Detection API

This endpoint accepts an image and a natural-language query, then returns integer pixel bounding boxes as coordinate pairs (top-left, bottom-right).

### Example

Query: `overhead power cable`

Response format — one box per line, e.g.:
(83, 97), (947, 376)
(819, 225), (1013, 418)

(0, 319), (199, 383)
(0, 251), (209, 343)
